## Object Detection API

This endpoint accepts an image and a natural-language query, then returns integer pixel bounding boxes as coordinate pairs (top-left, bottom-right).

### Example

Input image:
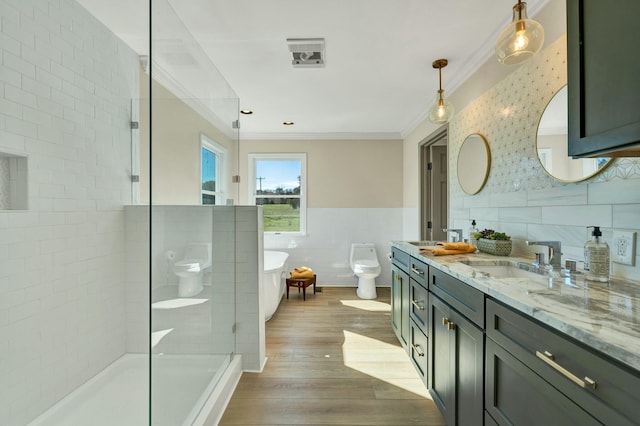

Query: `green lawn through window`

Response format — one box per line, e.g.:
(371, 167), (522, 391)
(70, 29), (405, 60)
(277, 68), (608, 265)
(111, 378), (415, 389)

(262, 204), (300, 232)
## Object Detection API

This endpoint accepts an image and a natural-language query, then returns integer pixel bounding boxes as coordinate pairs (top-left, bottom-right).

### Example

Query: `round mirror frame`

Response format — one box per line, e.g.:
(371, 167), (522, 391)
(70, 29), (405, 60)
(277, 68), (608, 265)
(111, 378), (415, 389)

(457, 133), (491, 195)
(536, 85), (613, 183)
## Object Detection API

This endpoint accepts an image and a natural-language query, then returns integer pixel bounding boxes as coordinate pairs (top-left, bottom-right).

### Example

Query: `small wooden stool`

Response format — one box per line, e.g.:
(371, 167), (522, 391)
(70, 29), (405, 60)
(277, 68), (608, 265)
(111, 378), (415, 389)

(286, 274), (317, 301)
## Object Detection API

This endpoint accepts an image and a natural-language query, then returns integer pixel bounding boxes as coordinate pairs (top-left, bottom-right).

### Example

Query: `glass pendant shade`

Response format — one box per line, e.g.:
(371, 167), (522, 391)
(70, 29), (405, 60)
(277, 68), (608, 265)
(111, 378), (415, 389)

(428, 90), (454, 124)
(496, 1), (544, 65)
(428, 58), (454, 124)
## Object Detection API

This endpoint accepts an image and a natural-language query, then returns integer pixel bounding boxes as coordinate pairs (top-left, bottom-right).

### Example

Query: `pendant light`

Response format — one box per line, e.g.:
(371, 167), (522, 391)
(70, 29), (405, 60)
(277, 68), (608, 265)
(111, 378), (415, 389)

(427, 59), (454, 124)
(496, 0), (544, 65)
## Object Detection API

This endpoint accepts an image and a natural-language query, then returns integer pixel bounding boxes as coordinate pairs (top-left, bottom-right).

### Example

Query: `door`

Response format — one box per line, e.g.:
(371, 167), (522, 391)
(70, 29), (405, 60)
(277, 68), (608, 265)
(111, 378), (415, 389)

(453, 309), (484, 426)
(429, 295), (454, 426)
(420, 127), (448, 241)
(391, 264), (409, 349)
(431, 144), (447, 240)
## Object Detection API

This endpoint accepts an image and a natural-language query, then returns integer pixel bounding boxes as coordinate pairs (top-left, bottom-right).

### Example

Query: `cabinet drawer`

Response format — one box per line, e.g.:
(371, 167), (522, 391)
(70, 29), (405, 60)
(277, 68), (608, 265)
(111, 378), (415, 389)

(409, 256), (428, 287)
(409, 320), (428, 386)
(487, 298), (640, 426)
(391, 246), (410, 272)
(485, 338), (600, 425)
(430, 267), (484, 328)
(409, 279), (428, 333)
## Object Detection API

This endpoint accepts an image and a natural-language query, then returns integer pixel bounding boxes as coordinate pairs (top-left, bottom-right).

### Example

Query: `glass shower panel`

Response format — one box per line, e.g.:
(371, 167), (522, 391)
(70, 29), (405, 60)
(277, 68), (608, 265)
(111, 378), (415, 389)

(150, 0), (239, 424)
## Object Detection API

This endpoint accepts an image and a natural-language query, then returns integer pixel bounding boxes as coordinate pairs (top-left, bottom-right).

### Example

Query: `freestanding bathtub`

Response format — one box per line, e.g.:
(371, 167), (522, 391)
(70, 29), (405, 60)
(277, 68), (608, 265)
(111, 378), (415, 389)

(263, 250), (289, 321)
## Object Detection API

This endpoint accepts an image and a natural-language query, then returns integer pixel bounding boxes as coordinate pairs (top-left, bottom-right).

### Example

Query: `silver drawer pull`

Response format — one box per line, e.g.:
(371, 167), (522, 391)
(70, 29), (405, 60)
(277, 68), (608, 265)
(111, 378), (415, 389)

(412, 343), (425, 357)
(536, 351), (597, 390)
(411, 300), (425, 311)
(411, 266), (424, 276)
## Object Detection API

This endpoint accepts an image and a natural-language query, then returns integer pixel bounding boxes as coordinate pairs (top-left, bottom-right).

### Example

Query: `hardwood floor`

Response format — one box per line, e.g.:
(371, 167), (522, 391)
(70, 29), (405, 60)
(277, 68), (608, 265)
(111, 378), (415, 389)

(219, 287), (446, 425)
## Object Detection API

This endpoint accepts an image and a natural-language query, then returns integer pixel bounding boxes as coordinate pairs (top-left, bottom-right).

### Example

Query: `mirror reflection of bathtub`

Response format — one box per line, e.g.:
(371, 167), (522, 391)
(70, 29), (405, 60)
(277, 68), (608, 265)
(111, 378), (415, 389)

(263, 251), (290, 320)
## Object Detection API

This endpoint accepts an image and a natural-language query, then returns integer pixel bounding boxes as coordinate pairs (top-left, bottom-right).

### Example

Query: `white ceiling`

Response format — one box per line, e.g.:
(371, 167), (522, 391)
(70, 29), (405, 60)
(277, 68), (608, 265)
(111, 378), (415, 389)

(77, 0), (549, 139)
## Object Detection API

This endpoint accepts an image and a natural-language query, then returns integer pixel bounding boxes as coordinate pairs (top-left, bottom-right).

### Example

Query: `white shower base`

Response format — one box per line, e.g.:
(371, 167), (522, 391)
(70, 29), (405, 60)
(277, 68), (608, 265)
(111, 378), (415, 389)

(29, 353), (235, 426)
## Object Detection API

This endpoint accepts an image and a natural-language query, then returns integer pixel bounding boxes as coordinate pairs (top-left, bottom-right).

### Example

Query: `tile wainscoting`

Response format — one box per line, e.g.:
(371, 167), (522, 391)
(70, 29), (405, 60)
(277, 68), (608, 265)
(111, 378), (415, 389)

(264, 208), (403, 288)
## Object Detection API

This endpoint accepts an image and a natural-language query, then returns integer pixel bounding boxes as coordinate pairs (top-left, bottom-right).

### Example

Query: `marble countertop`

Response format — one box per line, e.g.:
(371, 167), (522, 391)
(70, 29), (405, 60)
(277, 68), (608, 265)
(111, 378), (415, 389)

(391, 241), (640, 372)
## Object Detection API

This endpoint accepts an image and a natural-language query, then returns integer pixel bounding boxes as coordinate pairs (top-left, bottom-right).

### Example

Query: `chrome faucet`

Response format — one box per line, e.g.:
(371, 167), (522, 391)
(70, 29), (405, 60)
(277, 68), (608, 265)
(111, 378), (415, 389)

(443, 228), (463, 243)
(526, 241), (562, 268)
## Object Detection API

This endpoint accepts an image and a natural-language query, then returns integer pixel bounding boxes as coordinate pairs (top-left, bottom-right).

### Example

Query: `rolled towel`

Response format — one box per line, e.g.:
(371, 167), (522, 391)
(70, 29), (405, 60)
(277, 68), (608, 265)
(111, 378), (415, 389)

(291, 266), (314, 279)
(421, 245), (477, 256)
(437, 241), (473, 251)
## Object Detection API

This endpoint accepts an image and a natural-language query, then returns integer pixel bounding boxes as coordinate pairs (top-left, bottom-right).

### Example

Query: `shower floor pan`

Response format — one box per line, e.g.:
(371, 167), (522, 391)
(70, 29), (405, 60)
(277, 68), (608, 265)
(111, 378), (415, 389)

(29, 353), (230, 426)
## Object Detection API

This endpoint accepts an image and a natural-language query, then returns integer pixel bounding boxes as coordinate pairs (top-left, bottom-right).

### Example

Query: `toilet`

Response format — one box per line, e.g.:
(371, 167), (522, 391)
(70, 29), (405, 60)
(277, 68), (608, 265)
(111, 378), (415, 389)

(173, 243), (212, 297)
(350, 243), (381, 299)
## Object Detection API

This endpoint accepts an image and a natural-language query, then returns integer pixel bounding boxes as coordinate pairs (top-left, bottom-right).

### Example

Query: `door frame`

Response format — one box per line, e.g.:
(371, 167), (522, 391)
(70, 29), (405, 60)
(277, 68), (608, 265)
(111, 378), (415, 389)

(419, 125), (448, 241)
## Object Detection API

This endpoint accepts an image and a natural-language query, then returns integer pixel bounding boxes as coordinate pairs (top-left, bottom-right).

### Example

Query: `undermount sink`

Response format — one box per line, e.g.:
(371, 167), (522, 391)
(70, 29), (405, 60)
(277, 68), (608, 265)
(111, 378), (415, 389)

(459, 260), (546, 279)
(408, 240), (439, 247)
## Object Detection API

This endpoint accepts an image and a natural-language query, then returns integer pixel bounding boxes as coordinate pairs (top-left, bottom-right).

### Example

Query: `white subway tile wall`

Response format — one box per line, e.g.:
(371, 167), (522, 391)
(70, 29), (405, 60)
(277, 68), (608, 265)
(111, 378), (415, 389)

(449, 35), (640, 280)
(0, 0), (138, 423)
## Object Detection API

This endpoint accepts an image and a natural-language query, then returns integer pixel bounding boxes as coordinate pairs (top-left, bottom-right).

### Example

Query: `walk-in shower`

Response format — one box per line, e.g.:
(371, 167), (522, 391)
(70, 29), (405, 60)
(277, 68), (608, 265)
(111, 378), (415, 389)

(0, 0), (258, 424)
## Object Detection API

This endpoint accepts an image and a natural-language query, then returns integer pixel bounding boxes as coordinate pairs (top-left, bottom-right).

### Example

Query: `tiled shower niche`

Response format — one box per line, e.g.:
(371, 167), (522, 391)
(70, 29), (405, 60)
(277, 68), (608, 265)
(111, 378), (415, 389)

(0, 152), (28, 210)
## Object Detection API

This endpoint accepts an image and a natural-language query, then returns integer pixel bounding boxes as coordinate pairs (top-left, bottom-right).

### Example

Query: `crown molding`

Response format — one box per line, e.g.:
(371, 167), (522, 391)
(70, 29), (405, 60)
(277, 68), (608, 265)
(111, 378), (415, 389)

(400, 0), (553, 140)
(239, 131), (402, 141)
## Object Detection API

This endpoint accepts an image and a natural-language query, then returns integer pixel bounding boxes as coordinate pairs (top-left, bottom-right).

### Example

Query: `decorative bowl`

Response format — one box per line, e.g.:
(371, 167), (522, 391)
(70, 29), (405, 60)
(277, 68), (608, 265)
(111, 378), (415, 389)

(476, 238), (512, 256)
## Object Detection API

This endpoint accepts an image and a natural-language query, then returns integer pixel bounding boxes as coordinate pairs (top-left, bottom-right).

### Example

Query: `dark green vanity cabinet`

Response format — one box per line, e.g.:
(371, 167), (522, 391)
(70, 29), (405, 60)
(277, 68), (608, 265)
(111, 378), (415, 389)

(408, 256), (429, 331)
(408, 256), (429, 386)
(392, 248), (430, 365)
(391, 247), (410, 350)
(567, 0), (640, 157)
(390, 244), (640, 426)
(428, 269), (484, 426)
(486, 298), (640, 426)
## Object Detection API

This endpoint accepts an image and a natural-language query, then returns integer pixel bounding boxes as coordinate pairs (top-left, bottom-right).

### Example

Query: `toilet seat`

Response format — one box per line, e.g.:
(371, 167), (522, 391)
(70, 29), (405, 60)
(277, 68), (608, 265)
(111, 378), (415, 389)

(353, 259), (381, 274)
(174, 259), (204, 274)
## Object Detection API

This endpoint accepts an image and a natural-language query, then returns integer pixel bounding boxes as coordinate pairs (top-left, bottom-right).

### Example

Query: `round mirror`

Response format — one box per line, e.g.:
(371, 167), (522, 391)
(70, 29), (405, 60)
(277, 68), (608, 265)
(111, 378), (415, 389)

(457, 133), (490, 195)
(536, 86), (612, 182)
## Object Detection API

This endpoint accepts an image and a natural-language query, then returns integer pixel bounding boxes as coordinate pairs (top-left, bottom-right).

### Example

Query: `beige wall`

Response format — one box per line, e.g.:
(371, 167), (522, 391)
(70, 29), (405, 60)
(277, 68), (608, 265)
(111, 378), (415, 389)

(239, 139), (403, 208)
(139, 72), (239, 205)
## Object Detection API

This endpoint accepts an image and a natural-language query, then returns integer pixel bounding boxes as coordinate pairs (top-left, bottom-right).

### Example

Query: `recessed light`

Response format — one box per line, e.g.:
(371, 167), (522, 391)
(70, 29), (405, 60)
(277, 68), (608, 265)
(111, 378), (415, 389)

(283, 121), (294, 126)
(240, 110), (253, 115)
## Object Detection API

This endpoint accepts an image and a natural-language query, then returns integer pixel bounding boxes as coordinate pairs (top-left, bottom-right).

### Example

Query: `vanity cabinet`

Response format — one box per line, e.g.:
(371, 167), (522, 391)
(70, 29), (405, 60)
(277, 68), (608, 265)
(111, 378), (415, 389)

(486, 298), (640, 425)
(390, 243), (640, 426)
(428, 270), (484, 426)
(408, 256), (429, 385)
(567, 0), (640, 157)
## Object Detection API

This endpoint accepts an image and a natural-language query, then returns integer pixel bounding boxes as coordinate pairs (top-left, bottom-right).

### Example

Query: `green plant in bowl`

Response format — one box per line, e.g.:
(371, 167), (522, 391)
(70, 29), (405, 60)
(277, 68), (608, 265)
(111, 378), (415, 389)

(474, 229), (512, 256)
(474, 229), (511, 241)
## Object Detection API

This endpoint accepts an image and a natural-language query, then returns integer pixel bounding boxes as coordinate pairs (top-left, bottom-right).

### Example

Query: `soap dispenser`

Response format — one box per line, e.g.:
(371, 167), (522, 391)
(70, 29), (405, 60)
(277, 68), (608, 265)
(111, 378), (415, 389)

(584, 226), (610, 282)
(469, 220), (479, 245)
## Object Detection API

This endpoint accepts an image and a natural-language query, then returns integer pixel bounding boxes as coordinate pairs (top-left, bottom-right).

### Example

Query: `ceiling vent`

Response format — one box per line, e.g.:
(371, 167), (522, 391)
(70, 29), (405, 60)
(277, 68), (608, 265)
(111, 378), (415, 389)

(287, 38), (325, 68)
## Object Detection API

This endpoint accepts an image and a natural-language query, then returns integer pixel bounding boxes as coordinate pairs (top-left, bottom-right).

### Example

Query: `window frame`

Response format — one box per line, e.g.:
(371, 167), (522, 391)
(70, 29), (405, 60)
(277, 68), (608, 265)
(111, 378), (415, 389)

(200, 134), (228, 205)
(248, 153), (307, 235)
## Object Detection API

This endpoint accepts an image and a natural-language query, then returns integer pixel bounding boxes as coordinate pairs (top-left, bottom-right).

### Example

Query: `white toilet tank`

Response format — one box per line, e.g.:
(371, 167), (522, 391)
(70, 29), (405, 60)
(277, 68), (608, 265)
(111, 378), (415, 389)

(183, 243), (212, 268)
(350, 243), (379, 269)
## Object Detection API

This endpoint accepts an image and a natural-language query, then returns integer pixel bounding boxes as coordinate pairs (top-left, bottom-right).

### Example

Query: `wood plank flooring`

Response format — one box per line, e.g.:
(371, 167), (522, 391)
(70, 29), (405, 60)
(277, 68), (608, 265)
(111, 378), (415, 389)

(219, 287), (445, 425)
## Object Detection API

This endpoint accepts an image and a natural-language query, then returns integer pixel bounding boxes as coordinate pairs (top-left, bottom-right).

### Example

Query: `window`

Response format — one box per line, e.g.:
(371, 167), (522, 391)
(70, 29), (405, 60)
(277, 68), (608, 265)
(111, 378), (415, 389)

(201, 134), (227, 205)
(249, 153), (306, 234)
